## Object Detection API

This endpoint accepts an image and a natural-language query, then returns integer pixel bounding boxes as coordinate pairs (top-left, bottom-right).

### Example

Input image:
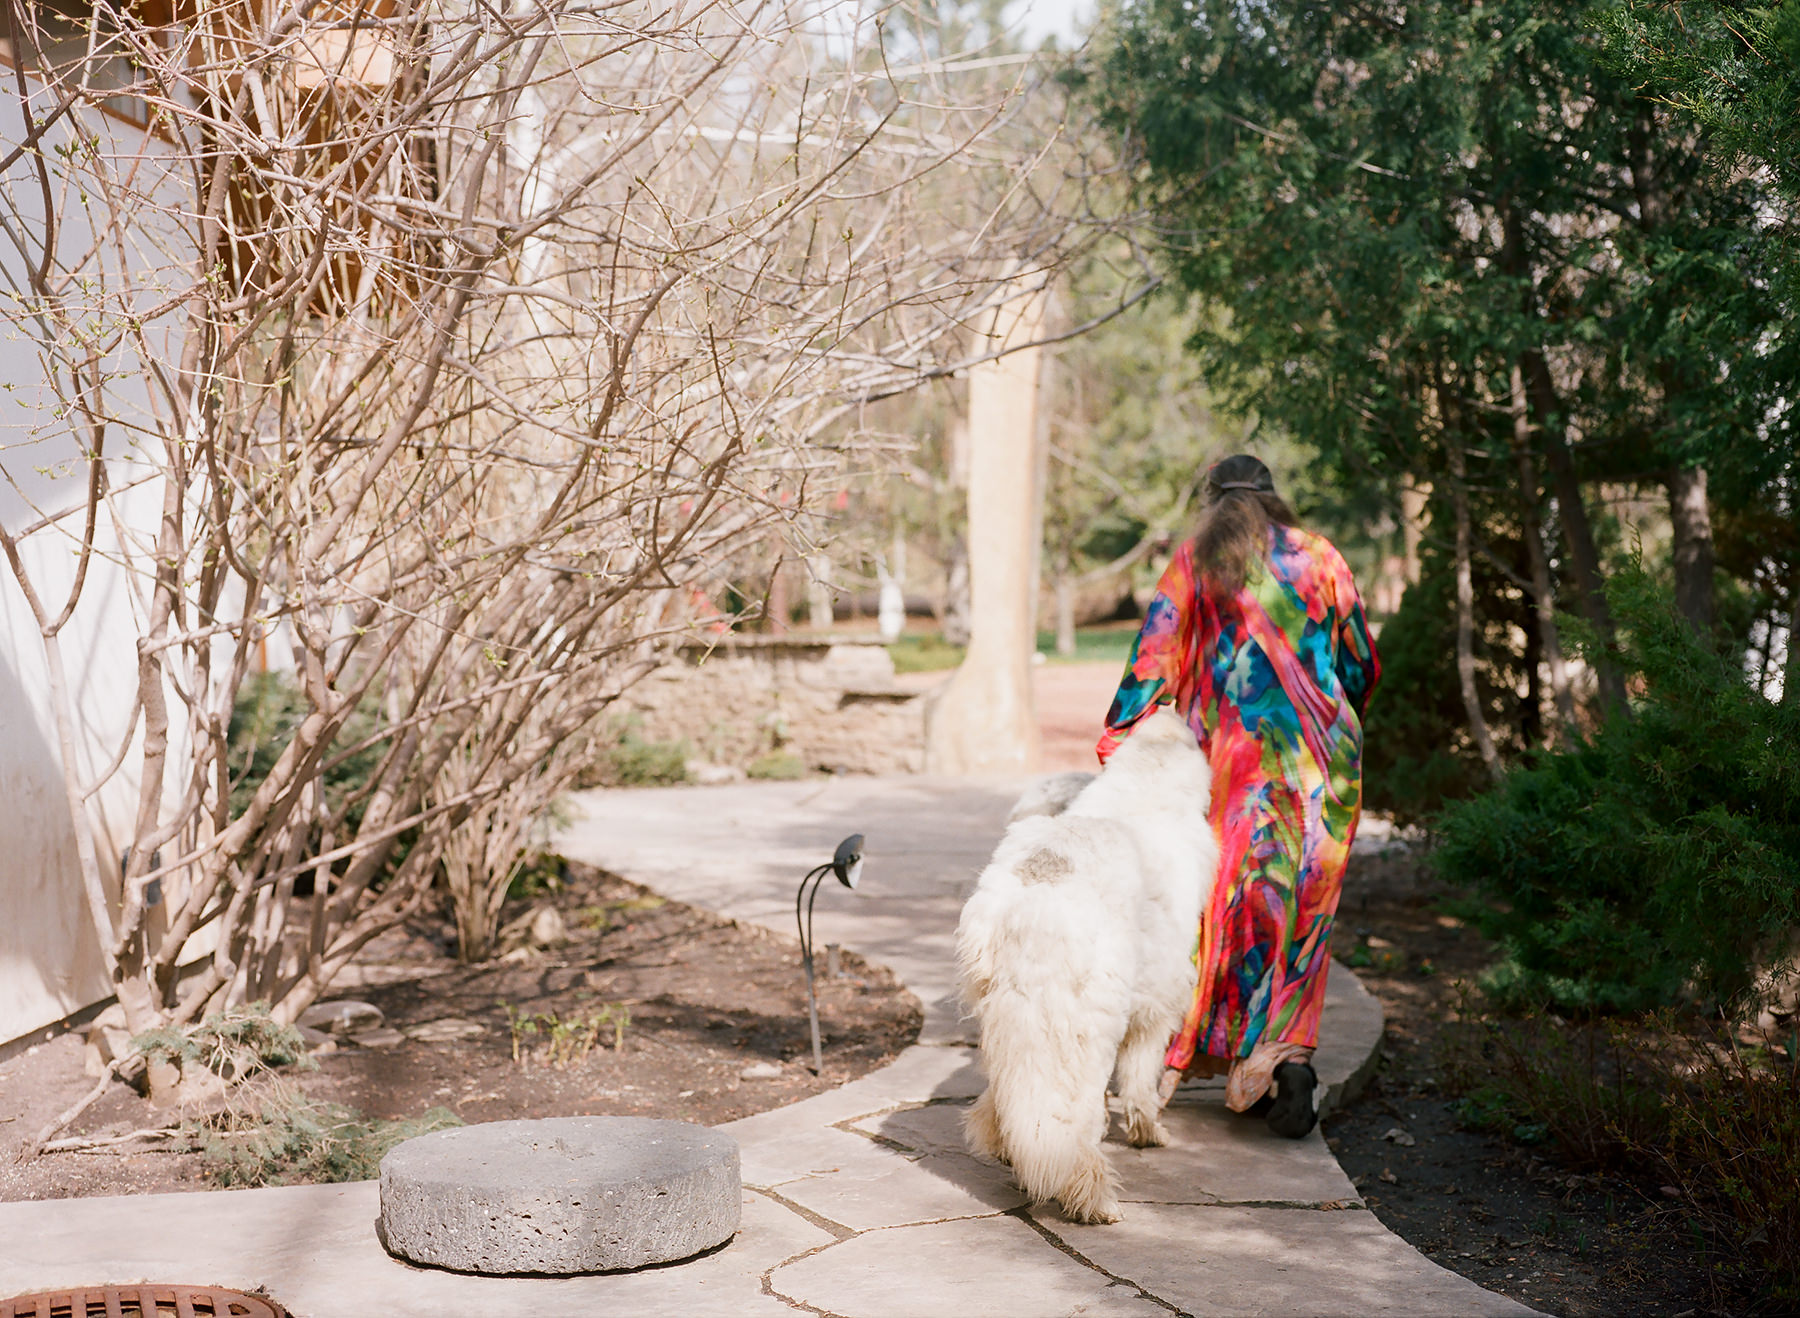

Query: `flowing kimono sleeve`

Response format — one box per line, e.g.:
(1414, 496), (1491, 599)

(1328, 550), (1380, 721)
(1095, 542), (1199, 764)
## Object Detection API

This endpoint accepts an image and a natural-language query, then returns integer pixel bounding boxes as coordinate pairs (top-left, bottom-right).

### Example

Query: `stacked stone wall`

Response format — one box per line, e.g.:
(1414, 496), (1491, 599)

(615, 637), (925, 776)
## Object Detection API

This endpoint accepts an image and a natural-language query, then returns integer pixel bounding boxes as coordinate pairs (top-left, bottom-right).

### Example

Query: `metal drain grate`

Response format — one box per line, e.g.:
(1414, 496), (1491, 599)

(0, 1286), (282, 1318)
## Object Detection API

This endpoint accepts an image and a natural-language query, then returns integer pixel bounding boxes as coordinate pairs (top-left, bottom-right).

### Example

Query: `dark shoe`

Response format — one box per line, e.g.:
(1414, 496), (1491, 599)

(1266, 1061), (1319, 1139)
(1236, 1093), (1275, 1118)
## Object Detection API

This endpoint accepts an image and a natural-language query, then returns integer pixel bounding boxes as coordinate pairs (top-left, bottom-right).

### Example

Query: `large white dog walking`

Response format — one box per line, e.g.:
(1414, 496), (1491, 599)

(955, 708), (1218, 1224)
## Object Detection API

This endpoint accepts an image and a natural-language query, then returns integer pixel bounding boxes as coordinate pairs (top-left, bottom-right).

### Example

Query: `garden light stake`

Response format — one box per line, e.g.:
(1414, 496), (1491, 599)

(794, 834), (864, 1074)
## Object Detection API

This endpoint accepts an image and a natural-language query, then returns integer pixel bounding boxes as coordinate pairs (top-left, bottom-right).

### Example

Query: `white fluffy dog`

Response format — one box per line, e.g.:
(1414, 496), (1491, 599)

(955, 708), (1217, 1224)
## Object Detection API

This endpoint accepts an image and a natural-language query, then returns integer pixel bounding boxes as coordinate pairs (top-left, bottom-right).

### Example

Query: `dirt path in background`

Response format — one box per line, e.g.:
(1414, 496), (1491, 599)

(895, 659), (1120, 772)
(1033, 661), (1120, 770)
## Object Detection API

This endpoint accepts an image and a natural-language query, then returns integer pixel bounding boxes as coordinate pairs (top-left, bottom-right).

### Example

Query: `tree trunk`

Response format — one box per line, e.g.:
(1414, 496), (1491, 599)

(1449, 445), (1503, 783)
(765, 548), (790, 634)
(1523, 352), (1628, 714)
(941, 533), (971, 647)
(807, 552), (835, 630)
(1054, 570), (1076, 657)
(1401, 482), (1428, 586)
(1786, 584), (1800, 707)
(1667, 464), (1716, 636)
(1509, 364), (1578, 743)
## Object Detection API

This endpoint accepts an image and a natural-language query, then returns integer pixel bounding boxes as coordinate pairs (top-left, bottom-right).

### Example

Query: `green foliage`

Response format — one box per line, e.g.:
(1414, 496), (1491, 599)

(577, 893), (665, 931)
(227, 672), (386, 826)
(887, 632), (965, 673)
(225, 673), (407, 890)
(1362, 533), (1538, 824)
(745, 750), (807, 781)
(1034, 626), (1136, 667)
(1602, 1), (1800, 204)
(1081, 0), (1800, 750)
(1085, 0), (1795, 489)
(505, 851), (568, 903)
(133, 1003), (313, 1082)
(194, 1094), (463, 1186)
(1434, 559), (1800, 1013)
(589, 729), (691, 787)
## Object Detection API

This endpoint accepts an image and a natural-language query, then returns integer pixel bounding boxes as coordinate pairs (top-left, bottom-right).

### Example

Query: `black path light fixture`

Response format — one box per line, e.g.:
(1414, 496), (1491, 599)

(794, 833), (865, 1074)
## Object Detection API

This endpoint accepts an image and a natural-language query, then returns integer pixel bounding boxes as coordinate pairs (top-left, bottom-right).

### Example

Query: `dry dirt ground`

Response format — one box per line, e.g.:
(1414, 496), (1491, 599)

(1330, 848), (1753, 1317)
(0, 862), (919, 1201)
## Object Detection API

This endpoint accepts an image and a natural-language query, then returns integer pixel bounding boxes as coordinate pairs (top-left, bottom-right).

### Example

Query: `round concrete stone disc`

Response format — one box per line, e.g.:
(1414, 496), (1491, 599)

(378, 1116), (741, 1274)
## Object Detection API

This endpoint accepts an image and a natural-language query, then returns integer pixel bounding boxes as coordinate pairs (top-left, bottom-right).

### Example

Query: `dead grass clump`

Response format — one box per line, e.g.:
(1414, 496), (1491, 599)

(1440, 994), (1669, 1169)
(1443, 989), (1800, 1303)
(1651, 1027), (1800, 1304)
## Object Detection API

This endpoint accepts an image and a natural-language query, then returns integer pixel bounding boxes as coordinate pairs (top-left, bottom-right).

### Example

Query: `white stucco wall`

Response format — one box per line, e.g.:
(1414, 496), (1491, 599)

(0, 85), (185, 1044)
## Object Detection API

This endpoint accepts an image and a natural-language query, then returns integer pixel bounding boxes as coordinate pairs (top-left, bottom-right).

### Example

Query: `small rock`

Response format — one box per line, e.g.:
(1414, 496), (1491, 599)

(1660, 1184), (1682, 1199)
(299, 1000), (386, 1035)
(529, 905), (569, 948)
(1382, 1126), (1417, 1147)
(1379, 1168), (1399, 1184)
(406, 1018), (487, 1043)
(347, 1027), (407, 1049)
(1365, 935), (1395, 950)
(739, 1062), (784, 1080)
(295, 1023), (336, 1051)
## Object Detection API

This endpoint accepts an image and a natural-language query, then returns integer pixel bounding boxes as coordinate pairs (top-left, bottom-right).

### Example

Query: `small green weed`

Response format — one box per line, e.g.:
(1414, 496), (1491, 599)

(578, 894), (665, 931)
(1451, 1085), (1517, 1133)
(503, 1002), (630, 1068)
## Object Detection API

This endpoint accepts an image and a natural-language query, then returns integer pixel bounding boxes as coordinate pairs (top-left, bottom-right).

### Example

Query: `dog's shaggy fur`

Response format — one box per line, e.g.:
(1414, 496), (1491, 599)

(955, 709), (1217, 1224)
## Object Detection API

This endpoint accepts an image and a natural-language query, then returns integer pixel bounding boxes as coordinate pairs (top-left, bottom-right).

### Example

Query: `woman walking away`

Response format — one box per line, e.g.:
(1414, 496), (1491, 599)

(1096, 454), (1379, 1139)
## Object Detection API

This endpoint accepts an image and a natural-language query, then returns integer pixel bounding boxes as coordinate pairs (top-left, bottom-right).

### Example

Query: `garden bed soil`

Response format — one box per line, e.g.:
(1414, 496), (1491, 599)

(0, 861), (920, 1202)
(1330, 847), (1757, 1317)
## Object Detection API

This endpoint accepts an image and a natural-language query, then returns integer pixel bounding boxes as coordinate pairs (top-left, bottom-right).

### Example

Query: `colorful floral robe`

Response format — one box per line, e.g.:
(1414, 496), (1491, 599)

(1096, 525), (1379, 1072)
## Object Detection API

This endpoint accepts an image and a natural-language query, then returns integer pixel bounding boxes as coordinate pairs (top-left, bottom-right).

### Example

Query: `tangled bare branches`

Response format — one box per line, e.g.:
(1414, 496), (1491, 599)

(0, 0), (1108, 1037)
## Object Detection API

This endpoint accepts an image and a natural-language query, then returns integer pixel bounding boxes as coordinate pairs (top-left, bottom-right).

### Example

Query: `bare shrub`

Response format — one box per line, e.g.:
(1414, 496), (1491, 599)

(0, 0), (1110, 1067)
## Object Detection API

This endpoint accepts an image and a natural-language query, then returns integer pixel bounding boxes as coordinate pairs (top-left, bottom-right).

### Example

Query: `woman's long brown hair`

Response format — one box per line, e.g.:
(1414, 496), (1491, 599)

(1192, 462), (1298, 598)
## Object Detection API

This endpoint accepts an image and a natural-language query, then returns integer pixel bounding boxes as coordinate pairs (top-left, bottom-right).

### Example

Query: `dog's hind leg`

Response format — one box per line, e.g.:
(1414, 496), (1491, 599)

(1057, 1142), (1123, 1224)
(963, 1088), (1008, 1165)
(1115, 1012), (1175, 1149)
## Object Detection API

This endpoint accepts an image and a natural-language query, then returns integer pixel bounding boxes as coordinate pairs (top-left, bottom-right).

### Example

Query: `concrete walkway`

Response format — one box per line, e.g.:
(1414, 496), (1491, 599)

(0, 777), (1536, 1317)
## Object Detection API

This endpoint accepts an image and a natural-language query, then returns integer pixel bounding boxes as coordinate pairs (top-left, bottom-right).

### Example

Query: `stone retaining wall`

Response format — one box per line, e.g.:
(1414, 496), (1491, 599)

(616, 635), (926, 777)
